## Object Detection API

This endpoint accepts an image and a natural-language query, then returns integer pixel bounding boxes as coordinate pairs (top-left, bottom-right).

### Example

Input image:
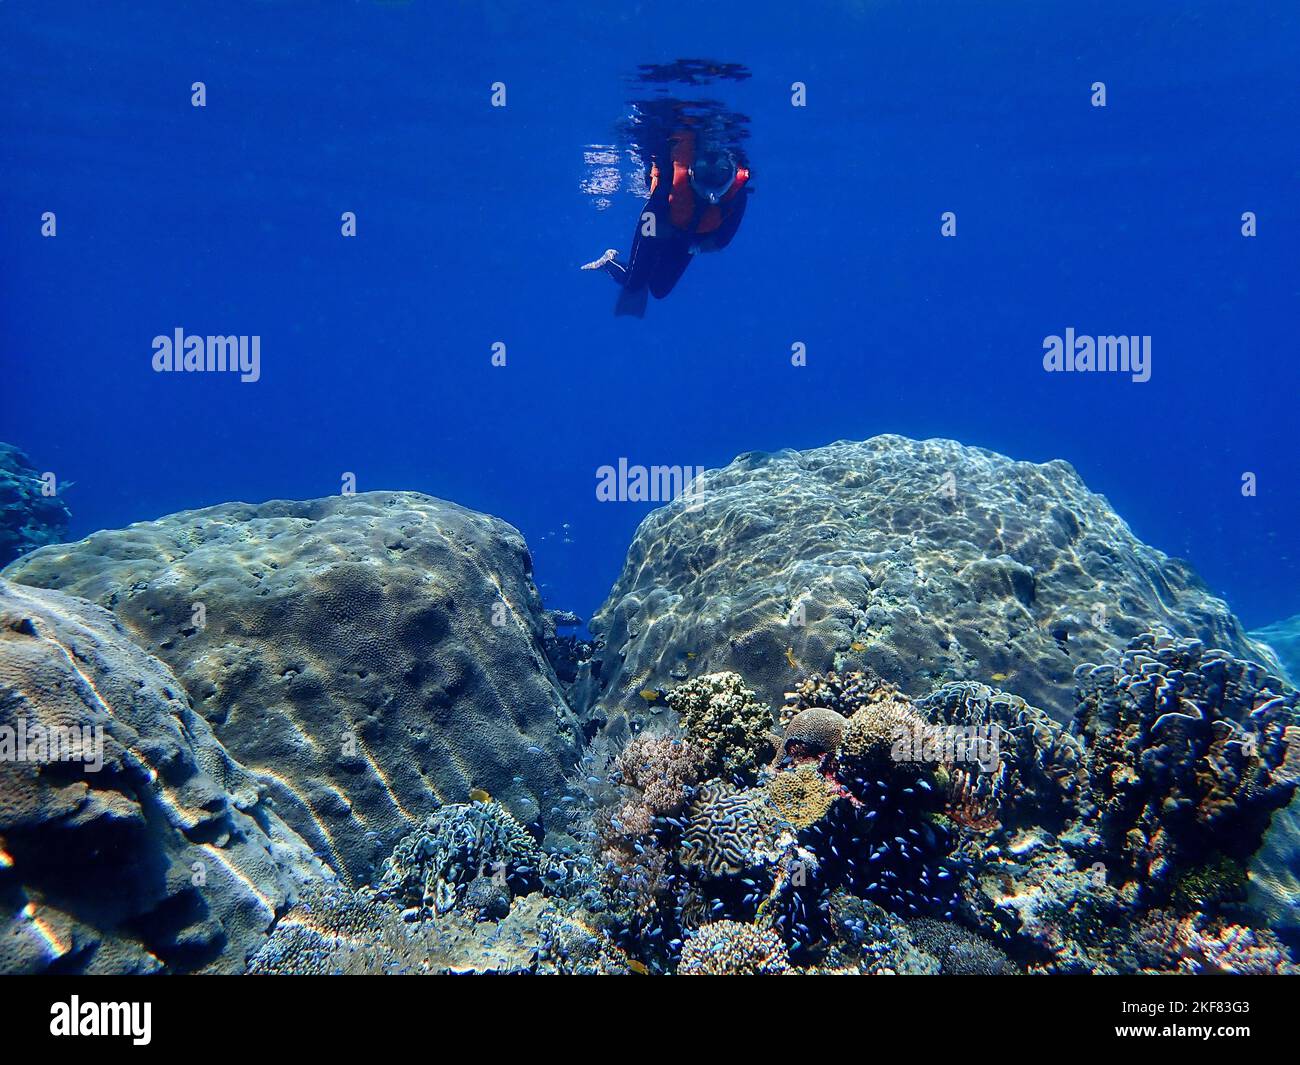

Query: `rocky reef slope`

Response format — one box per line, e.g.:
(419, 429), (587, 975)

(577, 435), (1274, 728)
(0, 579), (325, 974)
(0, 443), (70, 569)
(3, 492), (580, 886)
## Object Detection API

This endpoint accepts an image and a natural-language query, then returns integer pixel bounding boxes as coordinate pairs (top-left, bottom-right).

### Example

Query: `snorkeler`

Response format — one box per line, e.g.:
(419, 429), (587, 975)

(582, 129), (750, 316)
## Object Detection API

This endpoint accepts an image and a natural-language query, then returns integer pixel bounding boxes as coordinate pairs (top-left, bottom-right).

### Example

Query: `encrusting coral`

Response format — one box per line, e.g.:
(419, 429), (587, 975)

(767, 764), (836, 829)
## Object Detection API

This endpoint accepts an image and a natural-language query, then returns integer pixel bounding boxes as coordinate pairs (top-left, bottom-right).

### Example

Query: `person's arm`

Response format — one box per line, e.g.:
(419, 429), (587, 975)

(703, 187), (748, 251)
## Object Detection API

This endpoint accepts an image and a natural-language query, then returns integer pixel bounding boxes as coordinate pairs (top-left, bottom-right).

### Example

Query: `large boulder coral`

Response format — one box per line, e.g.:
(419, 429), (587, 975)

(3, 492), (580, 886)
(576, 435), (1274, 726)
(0, 443), (70, 568)
(0, 579), (325, 974)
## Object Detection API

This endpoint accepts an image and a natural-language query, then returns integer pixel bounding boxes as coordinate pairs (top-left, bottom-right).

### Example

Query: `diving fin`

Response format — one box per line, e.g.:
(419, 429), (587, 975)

(614, 285), (648, 318)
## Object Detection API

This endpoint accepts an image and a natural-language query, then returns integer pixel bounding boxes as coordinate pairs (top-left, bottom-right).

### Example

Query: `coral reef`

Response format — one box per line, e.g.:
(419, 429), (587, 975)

(767, 764), (835, 828)
(781, 706), (847, 760)
(3, 447), (1296, 977)
(374, 801), (545, 917)
(1070, 633), (1299, 892)
(677, 920), (790, 975)
(3, 492), (580, 886)
(550, 634), (1297, 975)
(0, 443), (70, 569)
(249, 881), (601, 975)
(575, 436), (1276, 728)
(664, 671), (775, 783)
(0, 579), (326, 974)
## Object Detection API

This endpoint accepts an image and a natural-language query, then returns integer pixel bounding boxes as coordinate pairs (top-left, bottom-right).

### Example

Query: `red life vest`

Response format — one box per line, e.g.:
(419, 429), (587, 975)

(648, 160), (750, 235)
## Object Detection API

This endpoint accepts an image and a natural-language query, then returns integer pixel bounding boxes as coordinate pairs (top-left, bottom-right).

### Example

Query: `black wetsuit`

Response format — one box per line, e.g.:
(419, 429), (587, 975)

(601, 175), (748, 316)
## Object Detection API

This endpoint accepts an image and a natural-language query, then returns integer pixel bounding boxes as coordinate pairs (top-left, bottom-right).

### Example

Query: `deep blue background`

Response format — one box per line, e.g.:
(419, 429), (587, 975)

(2, 1), (1297, 627)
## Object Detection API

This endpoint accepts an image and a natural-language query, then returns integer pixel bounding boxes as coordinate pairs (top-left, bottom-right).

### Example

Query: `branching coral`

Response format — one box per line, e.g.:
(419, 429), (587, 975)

(1071, 633), (1300, 891)
(677, 920), (790, 975)
(613, 733), (705, 815)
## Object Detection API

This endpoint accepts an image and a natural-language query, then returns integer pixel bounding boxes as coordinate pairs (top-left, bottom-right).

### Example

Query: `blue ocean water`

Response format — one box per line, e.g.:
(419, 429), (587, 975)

(2, 0), (1297, 629)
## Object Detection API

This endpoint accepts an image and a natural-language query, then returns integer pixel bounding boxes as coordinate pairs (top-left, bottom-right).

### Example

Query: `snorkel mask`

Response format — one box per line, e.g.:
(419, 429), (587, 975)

(689, 149), (738, 204)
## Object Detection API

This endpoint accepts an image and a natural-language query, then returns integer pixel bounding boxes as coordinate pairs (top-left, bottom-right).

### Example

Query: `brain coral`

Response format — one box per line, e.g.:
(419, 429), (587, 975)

(782, 706), (848, 759)
(664, 671), (775, 783)
(3, 492), (580, 886)
(679, 781), (778, 878)
(574, 435), (1277, 726)
(677, 920), (790, 975)
(0, 579), (325, 974)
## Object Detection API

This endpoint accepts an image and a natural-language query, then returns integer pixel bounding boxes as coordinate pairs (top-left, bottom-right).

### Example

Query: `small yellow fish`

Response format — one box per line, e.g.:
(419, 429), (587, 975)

(785, 647), (800, 670)
(628, 959), (649, 975)
(850, 642), (868, 652)
(991, 672), (1011, 683)
(686, 652), (696, 660)
(468, 788), (492, 803)
(638, 689), (662, 703)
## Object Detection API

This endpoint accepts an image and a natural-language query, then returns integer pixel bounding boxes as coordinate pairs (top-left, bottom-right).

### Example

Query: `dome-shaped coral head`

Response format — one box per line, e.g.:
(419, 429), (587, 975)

(781, 706), (848, 766)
